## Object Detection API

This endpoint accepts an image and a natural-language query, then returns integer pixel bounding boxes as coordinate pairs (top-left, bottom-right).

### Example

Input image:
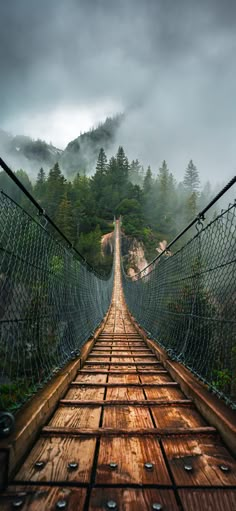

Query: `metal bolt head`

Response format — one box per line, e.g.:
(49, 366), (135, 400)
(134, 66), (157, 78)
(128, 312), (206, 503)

(184, 464), (193, 472)
(152, 504), (163, 510)
(12, 499), (24, 508)
(109, 462), (118, 469)
(34, 461), (45, 470)
(106, 501), (118, 510)
(56, 499), (67, 509)
(68, 461), (78, 470)
(144, 462), (154, 470)
(220, 464), (230, 472)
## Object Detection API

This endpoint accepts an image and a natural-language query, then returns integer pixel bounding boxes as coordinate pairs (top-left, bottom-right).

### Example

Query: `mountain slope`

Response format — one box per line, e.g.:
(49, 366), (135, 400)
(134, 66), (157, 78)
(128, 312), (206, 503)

(0, 114), (123, 177)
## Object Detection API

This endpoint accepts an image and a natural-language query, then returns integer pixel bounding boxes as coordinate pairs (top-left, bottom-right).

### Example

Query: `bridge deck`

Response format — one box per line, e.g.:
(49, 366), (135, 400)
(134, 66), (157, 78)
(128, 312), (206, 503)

(1, 225), (236, 510)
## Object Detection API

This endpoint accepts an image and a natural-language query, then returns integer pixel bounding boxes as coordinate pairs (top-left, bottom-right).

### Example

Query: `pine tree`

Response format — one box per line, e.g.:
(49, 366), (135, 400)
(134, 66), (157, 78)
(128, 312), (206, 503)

(34, 168), (46, 201)
(183, 160), (200, 220)
(57, 192), (76, 242)
(143, 166), (153, 196)
(183, 160), (200, 194)
(96, 147), (107, 174)
(46, 162), (66, 219)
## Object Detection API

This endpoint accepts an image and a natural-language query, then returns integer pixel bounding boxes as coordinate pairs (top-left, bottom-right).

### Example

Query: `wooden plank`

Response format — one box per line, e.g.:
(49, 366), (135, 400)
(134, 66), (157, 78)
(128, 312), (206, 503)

(178, 489), (236, 511)
(42, 426), (216, 437)
(80, 370), (167, 375)
(14, 436), (96, 483)
(65, 386), (105, 400)
(109, 365), (138, 371)
(140, 373), (173, 383)
(96, 436), (171, 485)
(60, 399), (192, 406)
(102, 406), (154, 429)
(83, 363), (110, 369)
(106, 387), (145, 401)
(151, 405), (207, 430)
(86, 361), (160, 366)
(89, 488), (179, 511)
(0, 487), (87, 511)
(110, 357), (135, 362)
(108, 374), (140, 383)
(163, 435), (236, 486)
(74, 373), (107, 383)
(48, 406), (101, 428)
(144, 386), (185, 401)
(70, 382), (178, 387)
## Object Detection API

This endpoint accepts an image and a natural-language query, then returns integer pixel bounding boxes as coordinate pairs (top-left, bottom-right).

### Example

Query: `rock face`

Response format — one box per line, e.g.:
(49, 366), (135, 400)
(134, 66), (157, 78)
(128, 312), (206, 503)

(121, 234), (148, 275)
(101, 232), (115, 257)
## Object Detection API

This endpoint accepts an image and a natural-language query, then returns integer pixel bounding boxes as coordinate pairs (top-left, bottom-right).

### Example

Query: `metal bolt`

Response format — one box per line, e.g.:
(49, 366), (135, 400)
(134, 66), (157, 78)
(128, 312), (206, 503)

(184, 464), (193, 472)
(106, 501), (118, 510)
(220, 464), (230, 472)
(109, 462), (118, 469)
(12, 499), (24, 508)
(152, 504), (163, 510)
(34, 461), (45, 470)
(144, 462), (154, 470)
(68, 461), (78, 470)
(56, 500), (67, 509)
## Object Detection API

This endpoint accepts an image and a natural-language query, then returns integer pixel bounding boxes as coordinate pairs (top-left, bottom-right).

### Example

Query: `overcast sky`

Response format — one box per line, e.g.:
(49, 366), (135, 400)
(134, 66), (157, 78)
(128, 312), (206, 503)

(0, 0), (235, 183)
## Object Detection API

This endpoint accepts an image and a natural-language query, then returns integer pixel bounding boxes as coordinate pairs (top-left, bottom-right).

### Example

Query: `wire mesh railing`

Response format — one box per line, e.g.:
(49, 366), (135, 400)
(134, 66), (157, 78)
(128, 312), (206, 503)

(121, 181), (236, 408)
(0, 188), (114, 418)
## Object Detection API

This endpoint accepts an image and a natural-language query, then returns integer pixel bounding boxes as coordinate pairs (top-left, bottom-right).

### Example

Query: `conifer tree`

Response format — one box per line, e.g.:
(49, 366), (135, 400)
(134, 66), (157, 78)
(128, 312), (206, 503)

(183, 160), (200, 194)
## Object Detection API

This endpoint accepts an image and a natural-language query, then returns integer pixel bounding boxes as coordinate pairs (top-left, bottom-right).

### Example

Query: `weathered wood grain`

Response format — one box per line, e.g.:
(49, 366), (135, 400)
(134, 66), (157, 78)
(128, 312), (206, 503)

(65, 386), (105, 401)
(151, 404), (207, 430)
(96, 436), (171, 485)
(163, 434), (236, 486)
(144, 385), (185, 401)
(48, 406), (101, 428)
(89, 488), (179, 511)
(178, 489), (236, 511)
(105, 386), (145, 401)
(0, 486), (87, 511)
(15, 436), (96, 483)
(102, 406), (154, 429)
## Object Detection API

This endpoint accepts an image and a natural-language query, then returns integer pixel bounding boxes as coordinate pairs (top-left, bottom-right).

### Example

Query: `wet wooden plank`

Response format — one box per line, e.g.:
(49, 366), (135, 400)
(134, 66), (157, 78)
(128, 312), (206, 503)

(152, 405), (207, 430)
(133, 356), (156, 362)
(110, 356), (135, 362)
(106, 386), (145, 401)
(178, 489), (236, 511)
(83, 363), (110, 370)
(0, 487), (87, 511)
(102, 406), (154, 429)
(75, 373), (107, 383)
(96, 436), (171, 485)
(163, 435), (236, 486)
(87, 356), (111, 362)
(140, 373), (173, 383)
(65, 386), (105, 401)
(108, 374), (140, 383)
(89, 488), (179, 511)
(42, 426), (216, 437)
(109, 364), (137, 371)
(48, 406), (101, 428)
(144, 386), (185, 401)
(15, 436), (96, 483)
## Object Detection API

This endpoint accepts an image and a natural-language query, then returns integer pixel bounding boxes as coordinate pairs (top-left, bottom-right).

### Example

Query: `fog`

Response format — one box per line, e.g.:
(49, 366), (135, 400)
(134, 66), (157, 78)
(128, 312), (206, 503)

(0, 0), (236, 182)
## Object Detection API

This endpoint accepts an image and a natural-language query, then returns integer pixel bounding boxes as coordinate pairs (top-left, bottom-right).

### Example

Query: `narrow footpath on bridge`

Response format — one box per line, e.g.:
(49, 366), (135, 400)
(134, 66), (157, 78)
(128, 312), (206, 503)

(1, 221), (236, 510)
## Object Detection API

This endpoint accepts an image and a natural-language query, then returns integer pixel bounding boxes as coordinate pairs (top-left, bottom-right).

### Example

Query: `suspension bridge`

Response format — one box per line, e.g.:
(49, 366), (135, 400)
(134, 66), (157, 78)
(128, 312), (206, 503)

(0, 158), (235, 510)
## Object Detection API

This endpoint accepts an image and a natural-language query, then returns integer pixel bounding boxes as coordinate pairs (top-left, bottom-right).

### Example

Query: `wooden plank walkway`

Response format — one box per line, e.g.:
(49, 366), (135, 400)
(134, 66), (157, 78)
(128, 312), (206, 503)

(1, 223), (236, 510)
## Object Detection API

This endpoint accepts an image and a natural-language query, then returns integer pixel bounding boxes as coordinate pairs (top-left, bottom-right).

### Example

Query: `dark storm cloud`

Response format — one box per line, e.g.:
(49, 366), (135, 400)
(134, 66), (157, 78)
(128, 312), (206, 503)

(0, 0), (236, 182)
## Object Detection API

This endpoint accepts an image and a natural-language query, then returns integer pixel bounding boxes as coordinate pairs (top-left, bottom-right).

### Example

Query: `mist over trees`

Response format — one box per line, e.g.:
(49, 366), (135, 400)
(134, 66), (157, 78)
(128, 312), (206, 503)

(0, 146), (214, 271)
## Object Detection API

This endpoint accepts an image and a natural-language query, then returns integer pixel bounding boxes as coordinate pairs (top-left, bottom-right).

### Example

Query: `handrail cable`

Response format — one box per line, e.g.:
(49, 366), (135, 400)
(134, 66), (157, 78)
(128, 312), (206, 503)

(0, 156), (104, 277)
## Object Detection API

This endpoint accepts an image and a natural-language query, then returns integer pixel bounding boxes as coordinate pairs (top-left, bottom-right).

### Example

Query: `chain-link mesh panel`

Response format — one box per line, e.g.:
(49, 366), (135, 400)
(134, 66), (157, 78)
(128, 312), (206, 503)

(0, 191), (114, 413)
(122, 200), (236, 408)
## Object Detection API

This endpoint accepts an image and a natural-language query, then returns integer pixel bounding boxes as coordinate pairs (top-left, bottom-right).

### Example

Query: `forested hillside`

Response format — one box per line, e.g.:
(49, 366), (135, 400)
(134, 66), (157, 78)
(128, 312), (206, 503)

(0, 146), (213, 274)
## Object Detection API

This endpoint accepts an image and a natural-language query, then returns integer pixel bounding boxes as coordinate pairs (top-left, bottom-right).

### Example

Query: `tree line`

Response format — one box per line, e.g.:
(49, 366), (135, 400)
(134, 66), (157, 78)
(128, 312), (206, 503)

(0, 146), (213, 271)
